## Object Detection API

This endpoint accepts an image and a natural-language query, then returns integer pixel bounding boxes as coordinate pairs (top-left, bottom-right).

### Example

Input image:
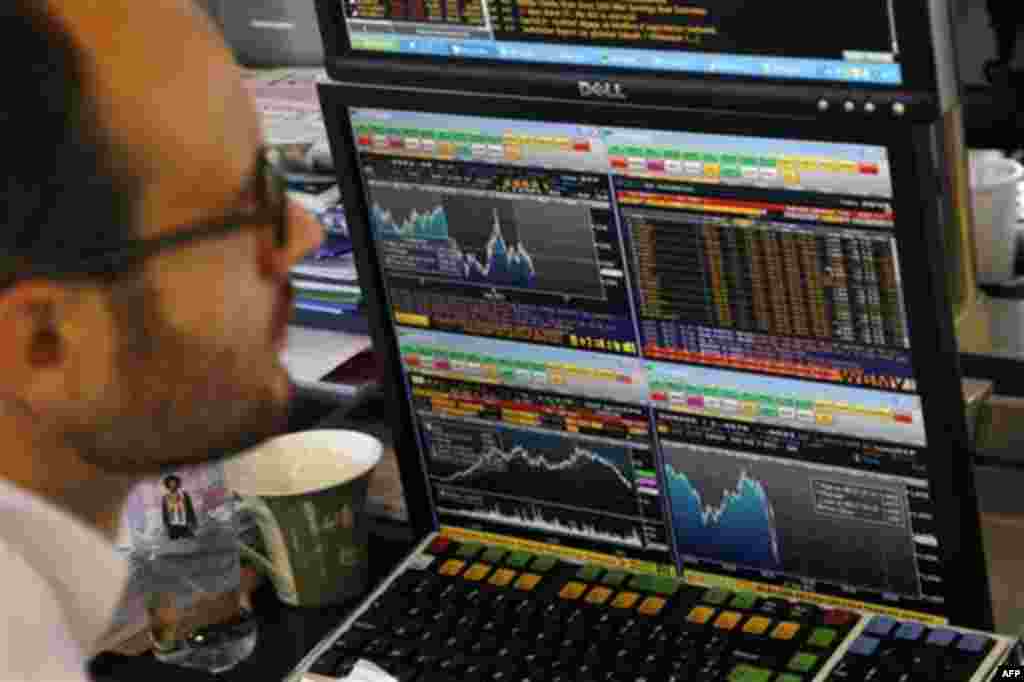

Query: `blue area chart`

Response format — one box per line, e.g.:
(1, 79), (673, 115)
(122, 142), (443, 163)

(372, 202), (537, 287)
(665, 464), (782, 569)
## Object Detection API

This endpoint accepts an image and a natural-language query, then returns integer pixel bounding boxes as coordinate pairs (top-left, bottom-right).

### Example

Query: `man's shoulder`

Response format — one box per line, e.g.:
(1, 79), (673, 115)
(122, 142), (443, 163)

(0, 536), (89, 679)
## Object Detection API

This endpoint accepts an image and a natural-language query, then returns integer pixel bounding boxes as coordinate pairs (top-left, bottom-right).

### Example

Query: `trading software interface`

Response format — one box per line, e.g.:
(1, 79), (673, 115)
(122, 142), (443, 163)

(350, 107), (944, 620)
(342, 0), (903, 85)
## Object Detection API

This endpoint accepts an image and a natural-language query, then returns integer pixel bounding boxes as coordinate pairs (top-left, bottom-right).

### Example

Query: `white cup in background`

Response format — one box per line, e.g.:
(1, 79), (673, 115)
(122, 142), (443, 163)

(970, 152), (1024, 285)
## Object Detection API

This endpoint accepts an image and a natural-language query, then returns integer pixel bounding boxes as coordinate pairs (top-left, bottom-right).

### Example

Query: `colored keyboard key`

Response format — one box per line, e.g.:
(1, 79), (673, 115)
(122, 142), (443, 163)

(611, 592), (640, 609)
(807, 627), (837, 648)
(514, 573), (542, 591)
(559, 582), (587, 600)
(530, 555), (557, 572)
(576, 565), (603, 582)
(703, 588), (732, 605)
(730, 592), (758, 609)
(456, 542), (484, 559)
(957, 634), (989, 653)
(824, 610), (856, 627)
(727, 664), (774, 682)
(771, 622), (801, 641)
(866, 616), (898, 637)
(463, 563), (491, 581)
(848, 635), (880, 656)
(713, 611), (743, 630)
(438, 559), (465, 577)
(584, 586), (612, 605)
(787, 652), (818, 673)
(651, 576), (680, 596)
(488, 568), (517, 587)
(504, 551), (532, 568)
(637, 596), (666, 616)
(601, 571), (628, 587)
(481, 548), (507, 564)
(688, 606), (716, 625)
(925, 628), (958, 647)
(894, 622), (925, 641)
(428, 537), (451, 554)
(742, 616), (772, 635)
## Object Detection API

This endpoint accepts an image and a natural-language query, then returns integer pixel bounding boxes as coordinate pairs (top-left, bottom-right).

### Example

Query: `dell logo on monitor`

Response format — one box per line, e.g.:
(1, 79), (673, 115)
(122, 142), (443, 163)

(578, 81), (627, 100)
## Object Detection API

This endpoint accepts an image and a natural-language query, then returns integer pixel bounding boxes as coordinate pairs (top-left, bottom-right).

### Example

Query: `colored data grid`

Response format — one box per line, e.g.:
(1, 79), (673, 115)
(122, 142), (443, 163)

(412, 385), (649, 436)
(607, 147), (881, 184)
(648, 378), (915, 427)
(617, 191), (894, 229)
(402, 346), (637, 386)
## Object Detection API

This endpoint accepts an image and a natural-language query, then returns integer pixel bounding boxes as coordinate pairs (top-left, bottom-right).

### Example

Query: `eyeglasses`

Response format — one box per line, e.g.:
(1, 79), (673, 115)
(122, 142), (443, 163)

(7, 149), (288, 285)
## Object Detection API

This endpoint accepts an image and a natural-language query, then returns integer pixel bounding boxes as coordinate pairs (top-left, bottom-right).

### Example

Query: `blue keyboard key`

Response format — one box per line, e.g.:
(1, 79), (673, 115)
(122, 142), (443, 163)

(925, 629), (958, 647)
(849, 635), (881, 656)
(865, 616), (898, 637)
(957, 634), (989, 654)
(894, 622), (925, 641)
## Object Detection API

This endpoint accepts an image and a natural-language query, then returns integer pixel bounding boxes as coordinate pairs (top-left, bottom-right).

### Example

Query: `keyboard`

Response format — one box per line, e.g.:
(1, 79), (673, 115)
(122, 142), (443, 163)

(292, 534), (1016, 682)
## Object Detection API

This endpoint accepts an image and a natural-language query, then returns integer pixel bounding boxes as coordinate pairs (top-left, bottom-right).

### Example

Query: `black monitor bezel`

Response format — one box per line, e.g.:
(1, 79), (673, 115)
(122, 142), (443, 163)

(319, 81), (993, 630)
(315, 0), (947, 102)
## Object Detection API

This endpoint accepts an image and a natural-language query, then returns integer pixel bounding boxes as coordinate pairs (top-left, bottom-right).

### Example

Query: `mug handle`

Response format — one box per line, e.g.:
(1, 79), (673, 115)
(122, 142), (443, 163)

(235, 497), (286, 583)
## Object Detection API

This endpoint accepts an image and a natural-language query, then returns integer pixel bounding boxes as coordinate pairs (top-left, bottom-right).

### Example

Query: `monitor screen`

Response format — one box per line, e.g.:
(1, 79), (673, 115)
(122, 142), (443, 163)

(345, 105), (954, 621)
(342, 0), (904, 85)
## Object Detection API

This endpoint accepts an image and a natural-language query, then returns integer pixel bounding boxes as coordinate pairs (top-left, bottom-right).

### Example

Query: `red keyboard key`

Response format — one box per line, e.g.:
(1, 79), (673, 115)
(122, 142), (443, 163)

(824, 609), (856, 626)
(429, 537), (451, 554)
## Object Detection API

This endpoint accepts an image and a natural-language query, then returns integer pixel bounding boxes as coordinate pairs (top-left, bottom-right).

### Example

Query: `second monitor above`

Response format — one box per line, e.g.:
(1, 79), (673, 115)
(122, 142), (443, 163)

(317, 0), (961, 119)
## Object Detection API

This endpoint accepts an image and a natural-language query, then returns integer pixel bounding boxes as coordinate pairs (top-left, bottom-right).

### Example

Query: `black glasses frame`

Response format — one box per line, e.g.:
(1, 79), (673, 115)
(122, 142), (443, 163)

(5, 152), (288, 285)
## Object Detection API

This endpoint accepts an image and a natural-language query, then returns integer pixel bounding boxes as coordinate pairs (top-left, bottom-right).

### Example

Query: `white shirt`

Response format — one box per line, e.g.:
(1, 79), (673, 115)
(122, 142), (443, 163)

(0, 479), (129, 681)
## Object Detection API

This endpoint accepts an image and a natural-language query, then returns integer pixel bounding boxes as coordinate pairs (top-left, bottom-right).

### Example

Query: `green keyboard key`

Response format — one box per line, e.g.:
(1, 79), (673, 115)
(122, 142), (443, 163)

(456, 542), (484, 559)
(530, 555), (558, 572)
(730, 592), (758, 609)
(628, 574), (657, 592)
(504, 551), (532, 568)
(808, 627), (838, 648)
(481, 548), (507, 564)
(601, 571), (628, 587)
(787, 652), (818, 673)
(703, 588), (733, 605)
(575, 565), (603, 582)
(776, 675), (804, 682)
(652, 576), (680, 596)
(727, 664), (774, 682)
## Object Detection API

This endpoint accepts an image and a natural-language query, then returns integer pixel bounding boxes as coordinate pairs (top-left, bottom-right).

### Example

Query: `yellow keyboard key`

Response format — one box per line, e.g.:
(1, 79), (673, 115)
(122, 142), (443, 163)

(488, 568), (517, 587)
(638, 596), (666, 616)
(559, 582), (588, 600)
(687, 606), (716, 625)
(611, 591), (640, 609)
(771, 622), (801, 640)
(514, 573), (542, 591)
(743, 616), (773, 635)
(713, 611), (743, 630)
(585, 586), (613, 605)
(439, 559), (465, 577)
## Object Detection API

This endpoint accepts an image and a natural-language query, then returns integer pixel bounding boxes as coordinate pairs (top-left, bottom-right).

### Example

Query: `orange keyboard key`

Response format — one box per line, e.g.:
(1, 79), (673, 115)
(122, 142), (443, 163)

(463, 563), (492, 581)
(687, 606), (716, 625)
(638, 596), (666, 616)
(713, 611), (743, 630)
(611, 591), (640, 609)
(488, 568), (517, 587)
(514, 573), (542, 591)
(771, 622), (801, 640)
(439, 559), (465, 577)
(559, 582), (588, 600)
(743, 616), (773, 635)
(585, 586), (613, 605)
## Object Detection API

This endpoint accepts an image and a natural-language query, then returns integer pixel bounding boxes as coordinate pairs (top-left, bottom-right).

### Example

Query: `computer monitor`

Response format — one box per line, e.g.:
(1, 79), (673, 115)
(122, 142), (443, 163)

(319, 82), (993, 628)
(315, 0), (961, 116)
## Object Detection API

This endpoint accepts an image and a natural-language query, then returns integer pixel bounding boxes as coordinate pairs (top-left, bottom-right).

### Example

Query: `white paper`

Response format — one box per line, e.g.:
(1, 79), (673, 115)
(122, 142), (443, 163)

(281, 325), (372, 383)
